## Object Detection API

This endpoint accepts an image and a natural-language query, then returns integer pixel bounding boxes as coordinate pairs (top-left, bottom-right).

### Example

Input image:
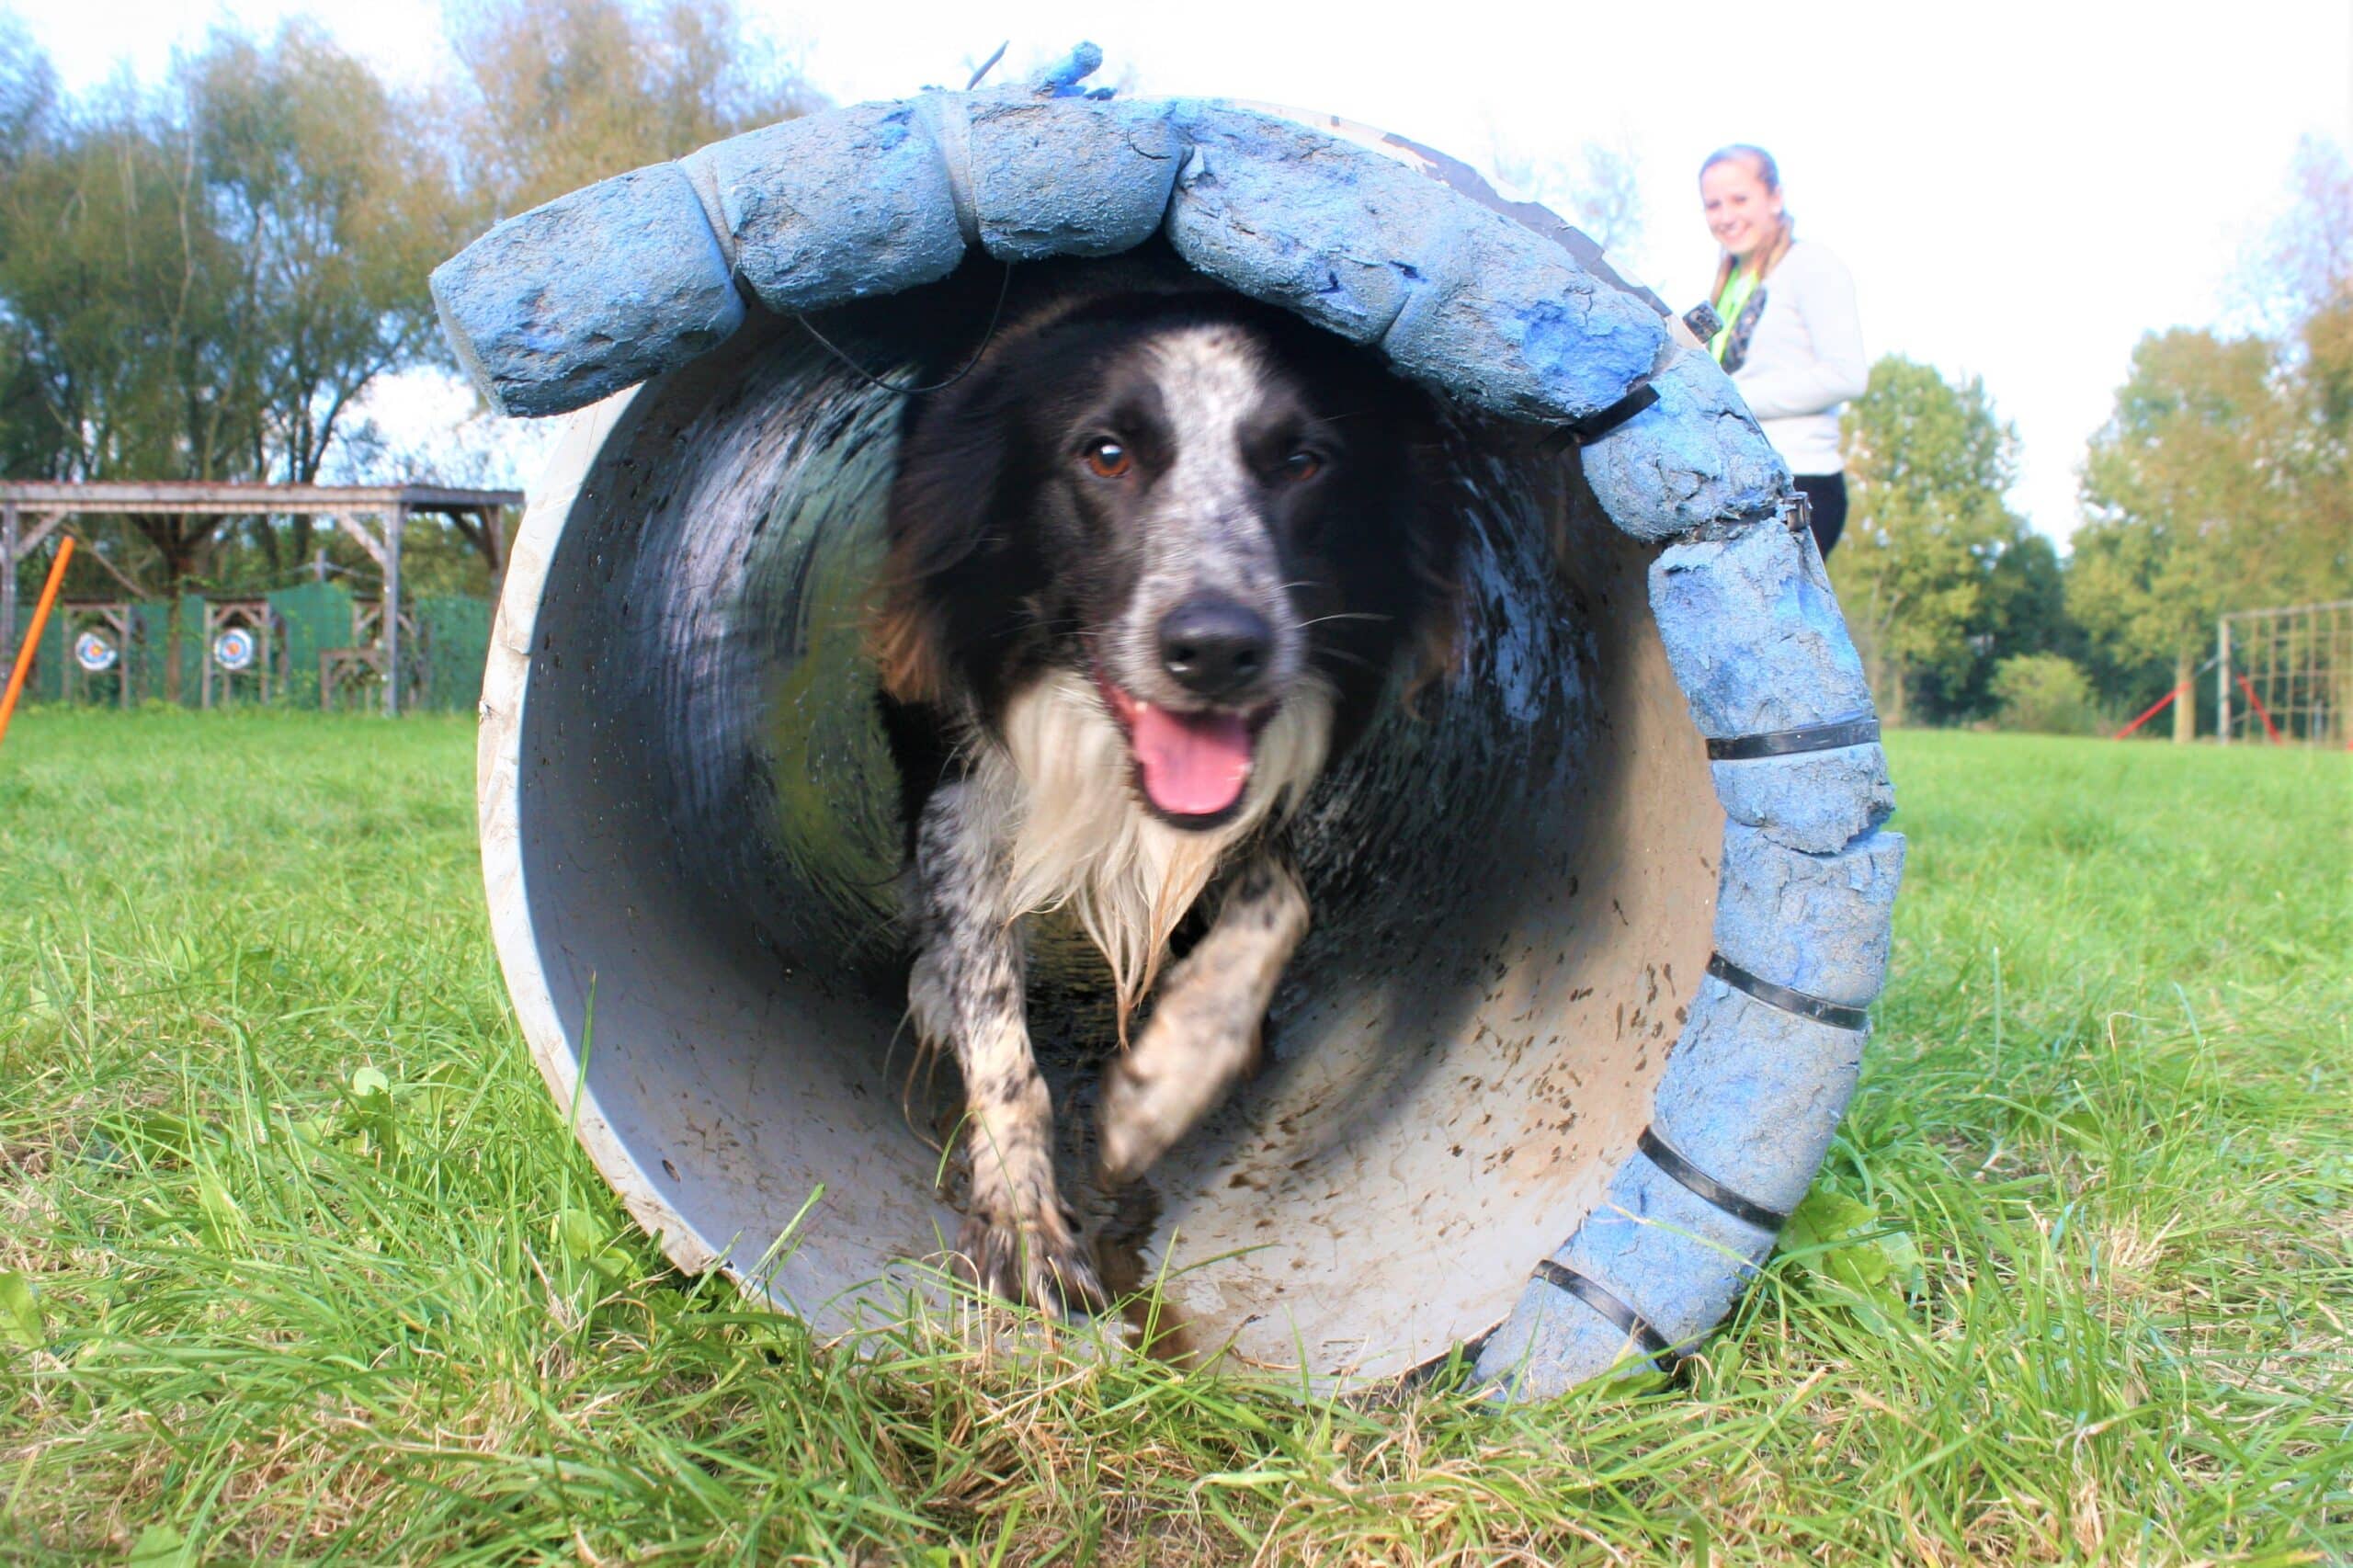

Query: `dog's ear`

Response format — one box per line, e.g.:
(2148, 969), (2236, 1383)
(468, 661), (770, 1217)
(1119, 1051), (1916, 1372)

(870, 378), (1015, 705)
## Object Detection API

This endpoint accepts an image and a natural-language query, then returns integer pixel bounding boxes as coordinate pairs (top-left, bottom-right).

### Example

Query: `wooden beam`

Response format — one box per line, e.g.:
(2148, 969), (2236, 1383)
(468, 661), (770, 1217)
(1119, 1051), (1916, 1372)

(16, 512), (64, 559)
(0, 482), (523, 517)
(336, 512), (389, 571)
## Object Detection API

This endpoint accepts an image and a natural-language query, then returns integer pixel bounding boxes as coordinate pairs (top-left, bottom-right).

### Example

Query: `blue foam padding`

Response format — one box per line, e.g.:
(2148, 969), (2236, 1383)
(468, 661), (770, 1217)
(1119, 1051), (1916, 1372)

(692, 102), (967, 314)
(1649, 523), (1874, 738)
(1649, 976), (1867, 1219)
(1581, 345), (1789, 539)
(958, 97), (1183, 260)
(433, 80), (1666, 428)
(1474, 1267), (1651, 1403)
(1711, 745), (1895, 856)
(1162, 102), (1461, 345)
(428, 164), (744, 419)
(1474, 1147), (1774, 1400)
(1713, 824), (1906, 1006)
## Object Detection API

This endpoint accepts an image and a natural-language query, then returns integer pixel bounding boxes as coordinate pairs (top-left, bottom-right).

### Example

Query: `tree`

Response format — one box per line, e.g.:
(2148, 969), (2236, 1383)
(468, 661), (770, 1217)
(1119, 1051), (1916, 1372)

(2068, 329), (2338, 739)
(0, 17), (65, 483)
(0, 23), (464, 696)
(1911, 527), (2086, 725)
(1831, 356), (2026, 725)
(447, 0), (822, 222)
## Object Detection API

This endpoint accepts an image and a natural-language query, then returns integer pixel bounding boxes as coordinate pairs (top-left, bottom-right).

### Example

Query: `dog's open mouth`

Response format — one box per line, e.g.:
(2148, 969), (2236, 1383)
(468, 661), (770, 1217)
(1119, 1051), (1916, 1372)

(1097, 675), (1267, 824)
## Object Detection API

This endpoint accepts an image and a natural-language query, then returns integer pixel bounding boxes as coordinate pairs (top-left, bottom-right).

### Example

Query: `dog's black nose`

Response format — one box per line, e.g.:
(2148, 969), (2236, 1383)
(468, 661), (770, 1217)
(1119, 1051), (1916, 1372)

(1159, 597), (1273, 699)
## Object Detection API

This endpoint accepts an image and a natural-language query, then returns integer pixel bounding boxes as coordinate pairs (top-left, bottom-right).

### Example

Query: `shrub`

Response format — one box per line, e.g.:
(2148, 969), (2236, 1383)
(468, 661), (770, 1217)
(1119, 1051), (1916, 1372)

(1991, 653), (2099, 734)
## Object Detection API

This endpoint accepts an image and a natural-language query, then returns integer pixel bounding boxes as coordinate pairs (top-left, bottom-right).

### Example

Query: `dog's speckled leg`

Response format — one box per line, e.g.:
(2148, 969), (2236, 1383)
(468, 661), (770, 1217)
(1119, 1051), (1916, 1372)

(1098, 847), (1309, 1185)
(910, 781), (1102, 1314)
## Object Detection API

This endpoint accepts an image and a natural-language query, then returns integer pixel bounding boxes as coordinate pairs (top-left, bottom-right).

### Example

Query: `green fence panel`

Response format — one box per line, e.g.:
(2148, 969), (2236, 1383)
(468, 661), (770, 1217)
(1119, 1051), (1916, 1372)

(418, 595), (491, 712)
(267, 582), (357, 710)
(30, 606), (65, 703)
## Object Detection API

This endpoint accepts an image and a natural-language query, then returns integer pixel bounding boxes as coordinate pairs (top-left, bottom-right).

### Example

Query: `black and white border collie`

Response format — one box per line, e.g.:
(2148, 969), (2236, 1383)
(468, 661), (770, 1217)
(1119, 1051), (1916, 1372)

(873, 290), (1461, 1312)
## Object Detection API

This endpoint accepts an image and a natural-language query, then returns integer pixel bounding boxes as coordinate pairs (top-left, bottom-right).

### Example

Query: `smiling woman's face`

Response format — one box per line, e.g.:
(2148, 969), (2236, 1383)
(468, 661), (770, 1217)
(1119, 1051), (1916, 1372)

(1700, 156), (1783, 264)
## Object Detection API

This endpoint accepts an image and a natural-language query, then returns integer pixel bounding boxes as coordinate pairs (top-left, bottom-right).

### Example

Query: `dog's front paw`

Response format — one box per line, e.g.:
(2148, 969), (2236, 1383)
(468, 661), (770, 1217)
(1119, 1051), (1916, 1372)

(1096, 1053), (1179, 1187)
(1097, 1009), (1263, 1186)
(956, 1202), (1105, 1318)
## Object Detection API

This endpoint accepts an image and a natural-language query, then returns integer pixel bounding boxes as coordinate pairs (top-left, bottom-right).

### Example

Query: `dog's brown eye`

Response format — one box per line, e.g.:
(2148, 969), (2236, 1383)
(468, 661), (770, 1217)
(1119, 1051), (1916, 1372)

(1085, 439), (1131, 479)
(1280, 450), (1323, 483)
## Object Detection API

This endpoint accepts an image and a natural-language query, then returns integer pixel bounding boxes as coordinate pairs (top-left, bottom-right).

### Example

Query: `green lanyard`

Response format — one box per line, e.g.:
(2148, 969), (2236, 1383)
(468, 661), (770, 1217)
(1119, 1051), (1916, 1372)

(1710, 266), (1757, 363)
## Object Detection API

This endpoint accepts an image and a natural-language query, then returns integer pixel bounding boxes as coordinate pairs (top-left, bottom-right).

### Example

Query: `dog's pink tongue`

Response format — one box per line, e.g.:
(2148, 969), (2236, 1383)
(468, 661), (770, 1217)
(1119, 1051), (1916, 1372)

(1131, 704), (1253, 817)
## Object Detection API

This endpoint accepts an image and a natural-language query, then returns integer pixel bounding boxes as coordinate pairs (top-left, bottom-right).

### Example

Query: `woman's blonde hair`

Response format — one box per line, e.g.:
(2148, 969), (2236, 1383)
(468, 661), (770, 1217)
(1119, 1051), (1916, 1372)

(1703, 143), (1793, 293)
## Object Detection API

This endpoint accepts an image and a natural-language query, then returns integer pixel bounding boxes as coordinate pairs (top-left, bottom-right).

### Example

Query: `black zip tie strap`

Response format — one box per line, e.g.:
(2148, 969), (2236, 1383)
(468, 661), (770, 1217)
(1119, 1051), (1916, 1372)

(1706, 952), (1870, 1032)
(1530, 1259), (1671, 1360)
(1705, 714), (1881, 761)
(1542, 382), (1661, 453)
(1637, 1127), (1790, 1233)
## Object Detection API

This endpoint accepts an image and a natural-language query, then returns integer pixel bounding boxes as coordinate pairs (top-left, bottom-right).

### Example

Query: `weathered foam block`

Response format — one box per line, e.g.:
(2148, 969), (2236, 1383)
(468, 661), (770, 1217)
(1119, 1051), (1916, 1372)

(949, 97), (1182, 259)
(1650, 523), (1873, 738)
(1473, 1153), (1778, 1398)
(1650, 976), (1865, 1218)
(1381, 216), (1665, 424)
(428, 164), (744, 419)
(1472, 1271), (1648, 1403)
(1711, 746), (1894, 856)
(436, 90), (1673, 429)
(1582, 345), (1788, 540)
(1164, 103), (1466, 345)
(1714, 824), (1904, 1006)
(691, 101), (966, 314)
(1164, 103), (1664, 422)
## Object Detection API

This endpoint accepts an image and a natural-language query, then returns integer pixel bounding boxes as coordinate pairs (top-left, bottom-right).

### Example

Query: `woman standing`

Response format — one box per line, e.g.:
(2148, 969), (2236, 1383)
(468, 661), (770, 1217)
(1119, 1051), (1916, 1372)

(1699, 144), (1868, 558)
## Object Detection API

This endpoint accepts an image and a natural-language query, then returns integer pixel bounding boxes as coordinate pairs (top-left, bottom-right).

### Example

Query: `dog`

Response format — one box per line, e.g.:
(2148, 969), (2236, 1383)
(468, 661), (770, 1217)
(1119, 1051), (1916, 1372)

(871, 289), (1461, 1312)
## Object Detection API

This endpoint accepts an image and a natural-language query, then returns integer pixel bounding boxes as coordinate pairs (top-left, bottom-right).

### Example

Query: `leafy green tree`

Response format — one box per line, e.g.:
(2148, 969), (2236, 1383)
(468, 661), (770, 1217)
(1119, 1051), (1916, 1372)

(1909, 528), (2088, 726)
(0, 17), (63, 483)
(0, 22), (464, 695)
(1832, 356), (2028, 725)
(2068, 327), (2344, 739)
(447, 0), (822, 222)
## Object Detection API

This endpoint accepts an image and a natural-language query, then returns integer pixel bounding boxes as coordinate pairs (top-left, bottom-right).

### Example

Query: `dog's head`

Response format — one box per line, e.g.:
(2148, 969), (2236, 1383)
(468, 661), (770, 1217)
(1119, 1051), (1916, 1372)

(876, 290), (1460, 827)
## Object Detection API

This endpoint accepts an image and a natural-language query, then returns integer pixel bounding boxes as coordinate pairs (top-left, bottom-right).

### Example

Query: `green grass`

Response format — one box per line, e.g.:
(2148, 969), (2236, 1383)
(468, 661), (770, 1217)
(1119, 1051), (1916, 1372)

(2, 710), (2348, 1565)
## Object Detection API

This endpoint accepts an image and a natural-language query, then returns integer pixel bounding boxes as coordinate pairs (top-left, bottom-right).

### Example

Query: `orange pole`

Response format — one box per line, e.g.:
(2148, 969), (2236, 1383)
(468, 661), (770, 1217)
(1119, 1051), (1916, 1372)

(0, 534), (75, 752)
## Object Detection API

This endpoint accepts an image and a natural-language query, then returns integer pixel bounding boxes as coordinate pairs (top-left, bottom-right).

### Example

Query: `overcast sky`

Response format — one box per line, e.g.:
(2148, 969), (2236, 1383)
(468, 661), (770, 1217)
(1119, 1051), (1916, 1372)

(17, 0), (2351, 542)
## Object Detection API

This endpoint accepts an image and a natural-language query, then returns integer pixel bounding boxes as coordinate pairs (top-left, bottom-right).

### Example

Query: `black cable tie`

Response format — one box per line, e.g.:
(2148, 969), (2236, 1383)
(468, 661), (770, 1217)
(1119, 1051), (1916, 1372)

(1637, 1127), (1791, 1233)
(1705, 715), (1881, 761)
(1778, 485), (1813, 539)
(1543, 382), (1661, 452)
(1530, 1259), (1671, 1360)
(1705, 952), (1870, 1032)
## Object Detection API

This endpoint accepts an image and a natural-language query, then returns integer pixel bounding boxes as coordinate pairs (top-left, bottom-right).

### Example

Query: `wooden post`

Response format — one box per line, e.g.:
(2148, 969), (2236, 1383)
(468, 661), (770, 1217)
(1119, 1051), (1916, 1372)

(2171, 647), (2195, 744)
(1, 502), (17, 691)
(383, 506), (404, 718)
(2217, 619), (2233, 744)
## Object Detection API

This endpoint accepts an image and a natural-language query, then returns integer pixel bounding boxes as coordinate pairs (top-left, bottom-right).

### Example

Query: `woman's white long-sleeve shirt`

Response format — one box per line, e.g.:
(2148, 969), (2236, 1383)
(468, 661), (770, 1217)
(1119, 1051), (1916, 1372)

(1730, 239), (1869, 476)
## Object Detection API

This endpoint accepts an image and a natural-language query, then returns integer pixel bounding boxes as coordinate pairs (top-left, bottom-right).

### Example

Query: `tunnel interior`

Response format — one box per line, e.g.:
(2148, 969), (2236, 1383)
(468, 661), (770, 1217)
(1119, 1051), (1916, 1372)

(506, 252), (1725, 1383)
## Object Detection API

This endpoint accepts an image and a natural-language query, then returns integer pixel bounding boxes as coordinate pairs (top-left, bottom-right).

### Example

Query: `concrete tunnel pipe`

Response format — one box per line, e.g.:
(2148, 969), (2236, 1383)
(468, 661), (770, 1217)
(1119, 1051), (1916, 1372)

(445, 54), (1906, 1400)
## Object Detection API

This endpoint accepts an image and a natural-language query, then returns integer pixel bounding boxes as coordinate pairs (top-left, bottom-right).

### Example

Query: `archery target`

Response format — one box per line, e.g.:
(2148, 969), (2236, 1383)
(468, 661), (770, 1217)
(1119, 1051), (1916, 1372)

(213, 626), (257, 672)
(74, 630), (119, 673)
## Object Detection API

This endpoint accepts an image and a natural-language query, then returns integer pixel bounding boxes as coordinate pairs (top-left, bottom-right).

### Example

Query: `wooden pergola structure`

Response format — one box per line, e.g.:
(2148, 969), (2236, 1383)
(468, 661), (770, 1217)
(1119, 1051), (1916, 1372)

(0, 483), (522, 716)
